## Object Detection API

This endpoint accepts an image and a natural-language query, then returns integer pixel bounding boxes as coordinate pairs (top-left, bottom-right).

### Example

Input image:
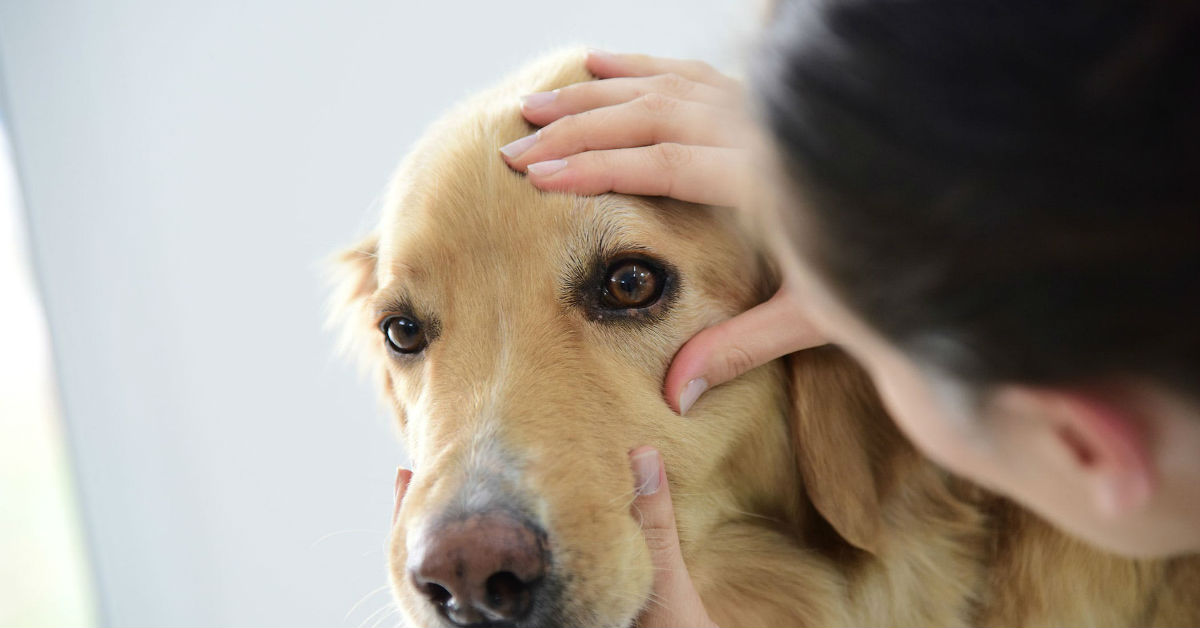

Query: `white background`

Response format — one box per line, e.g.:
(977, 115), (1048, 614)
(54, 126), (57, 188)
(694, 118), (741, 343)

(0, 1), (751, 625)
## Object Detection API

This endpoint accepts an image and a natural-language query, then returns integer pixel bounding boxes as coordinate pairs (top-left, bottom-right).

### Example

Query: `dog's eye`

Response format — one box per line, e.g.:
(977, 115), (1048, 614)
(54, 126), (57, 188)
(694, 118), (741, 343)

(602, 260), (663, 309)
(381, 316), (428, 354)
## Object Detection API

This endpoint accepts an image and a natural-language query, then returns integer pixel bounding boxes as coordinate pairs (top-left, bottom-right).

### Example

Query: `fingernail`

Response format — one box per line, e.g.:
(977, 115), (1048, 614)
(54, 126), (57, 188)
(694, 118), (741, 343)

(631, 449), (662, 496)
(678, 377), (708, 416)
(527, 159), (567, 176)
(521, 90), (557, 110)
(499, 131), (538, 158)
(587, 47), (613, 60)
(393, 467), (410, 526)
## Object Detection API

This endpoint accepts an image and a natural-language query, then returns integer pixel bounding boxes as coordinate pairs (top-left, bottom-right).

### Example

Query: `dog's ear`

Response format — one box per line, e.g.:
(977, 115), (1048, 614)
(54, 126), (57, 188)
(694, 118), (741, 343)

(787, 346), (905, 555)
(327, 232), (410, 432)
(326, 232), (381, 366)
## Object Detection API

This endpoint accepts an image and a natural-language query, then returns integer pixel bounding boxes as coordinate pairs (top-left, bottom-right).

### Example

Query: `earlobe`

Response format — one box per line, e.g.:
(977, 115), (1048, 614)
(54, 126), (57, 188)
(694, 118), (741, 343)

(1029, 388), (1156, 517)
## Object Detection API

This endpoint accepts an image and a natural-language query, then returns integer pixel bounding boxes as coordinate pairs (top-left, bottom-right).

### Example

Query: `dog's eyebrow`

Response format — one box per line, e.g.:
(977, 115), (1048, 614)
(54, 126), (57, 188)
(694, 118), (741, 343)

(587, 211), (654, 259)
(368, 264), (424, 316)
(368, 291), (416, 318)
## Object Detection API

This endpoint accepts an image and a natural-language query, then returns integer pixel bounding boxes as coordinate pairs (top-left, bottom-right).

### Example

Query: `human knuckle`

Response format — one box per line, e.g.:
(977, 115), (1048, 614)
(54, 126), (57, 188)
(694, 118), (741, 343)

(641, 527), (676, 554)
(539, 116), (567, 142)
(653, 142), (692, 171)
(638, 92), (678, 116)
(658, 72), (692, 95)
(551, 111), (589, 140)
(724, 345), (757, 378)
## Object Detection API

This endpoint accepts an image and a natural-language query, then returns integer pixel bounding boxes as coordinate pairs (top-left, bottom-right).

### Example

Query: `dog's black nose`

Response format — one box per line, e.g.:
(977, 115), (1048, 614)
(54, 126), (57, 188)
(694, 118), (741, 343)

(408, 510), (548, 626)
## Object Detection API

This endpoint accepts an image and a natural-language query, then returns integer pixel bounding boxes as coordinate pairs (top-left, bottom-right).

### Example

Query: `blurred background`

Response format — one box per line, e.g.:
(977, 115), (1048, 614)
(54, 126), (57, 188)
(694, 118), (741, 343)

(0, 1), (751, 625)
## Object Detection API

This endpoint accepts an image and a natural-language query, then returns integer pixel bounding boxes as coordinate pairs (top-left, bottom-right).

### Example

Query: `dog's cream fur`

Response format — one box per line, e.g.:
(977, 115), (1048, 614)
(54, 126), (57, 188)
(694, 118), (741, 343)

(332, 50), (1200, 627)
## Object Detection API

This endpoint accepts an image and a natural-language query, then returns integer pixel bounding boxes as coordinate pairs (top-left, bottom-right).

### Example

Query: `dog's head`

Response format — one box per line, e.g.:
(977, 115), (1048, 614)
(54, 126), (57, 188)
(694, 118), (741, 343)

(332, 50), (899, 627)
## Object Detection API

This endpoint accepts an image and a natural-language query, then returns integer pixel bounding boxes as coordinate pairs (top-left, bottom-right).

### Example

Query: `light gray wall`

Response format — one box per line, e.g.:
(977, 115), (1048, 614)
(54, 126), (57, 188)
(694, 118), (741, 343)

(0, 1), (751, 625)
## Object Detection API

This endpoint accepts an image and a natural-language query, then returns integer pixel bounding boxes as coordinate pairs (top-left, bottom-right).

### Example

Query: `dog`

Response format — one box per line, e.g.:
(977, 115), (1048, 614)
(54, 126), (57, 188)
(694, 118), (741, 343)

(331, 50), (1199, 627)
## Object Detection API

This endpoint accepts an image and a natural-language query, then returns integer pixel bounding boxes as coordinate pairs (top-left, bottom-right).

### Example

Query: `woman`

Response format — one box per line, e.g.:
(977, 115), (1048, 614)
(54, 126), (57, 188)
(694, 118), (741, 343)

(496, 1), (1200, 625)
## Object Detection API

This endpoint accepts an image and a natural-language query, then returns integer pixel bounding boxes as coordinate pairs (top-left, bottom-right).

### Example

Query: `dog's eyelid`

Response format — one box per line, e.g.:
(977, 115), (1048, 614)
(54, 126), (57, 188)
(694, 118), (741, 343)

(370, 295), (415, 319)
(374, 311), (401, 330)
(598, 241), (655, 263)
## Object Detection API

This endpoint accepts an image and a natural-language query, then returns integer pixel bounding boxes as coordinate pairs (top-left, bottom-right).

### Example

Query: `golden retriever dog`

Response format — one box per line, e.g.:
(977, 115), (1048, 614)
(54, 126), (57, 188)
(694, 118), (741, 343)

(331, 50), (1199, 627)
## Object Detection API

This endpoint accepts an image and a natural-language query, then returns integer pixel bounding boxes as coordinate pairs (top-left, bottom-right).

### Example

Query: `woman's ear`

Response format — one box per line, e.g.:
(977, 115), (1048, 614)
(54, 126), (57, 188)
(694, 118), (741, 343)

(787, 346), (907, 555)
(988, 386), (1155, 517)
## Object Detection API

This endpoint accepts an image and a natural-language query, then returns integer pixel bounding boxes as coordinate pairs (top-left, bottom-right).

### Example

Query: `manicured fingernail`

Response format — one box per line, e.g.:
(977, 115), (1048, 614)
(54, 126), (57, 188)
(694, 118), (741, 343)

(527, 159), (567, 176)
(393, 467), (411, 526)
(587, 47), (613, 60)
(521, 90), (557, 110)
(678, 377), (708, 416)
(631, 449), (662, 496)
(499, 132), (538, 158)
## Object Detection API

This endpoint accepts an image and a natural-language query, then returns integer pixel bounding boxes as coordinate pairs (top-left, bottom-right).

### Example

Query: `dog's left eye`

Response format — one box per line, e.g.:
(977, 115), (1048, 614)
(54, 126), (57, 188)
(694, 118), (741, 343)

(602, 260), (664, 309)
(381, 316), (428, 354)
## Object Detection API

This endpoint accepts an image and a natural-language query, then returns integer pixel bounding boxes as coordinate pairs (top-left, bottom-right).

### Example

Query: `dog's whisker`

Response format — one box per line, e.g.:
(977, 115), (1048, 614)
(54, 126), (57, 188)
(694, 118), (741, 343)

(311, 528), (386, 548)
(369, 603), (400, 628)
(344, 584), (392, 623)
(604, 488), (640, 508)
(644, 590), (674, 614)
(360, 600), (396, 628)
(724, 507), (785, 524)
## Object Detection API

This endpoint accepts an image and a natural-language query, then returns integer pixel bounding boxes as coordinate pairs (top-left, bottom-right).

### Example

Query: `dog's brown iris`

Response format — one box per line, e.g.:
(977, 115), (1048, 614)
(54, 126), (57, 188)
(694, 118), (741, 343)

(383, 316), (427, 354)
(604, 260), (661, 309)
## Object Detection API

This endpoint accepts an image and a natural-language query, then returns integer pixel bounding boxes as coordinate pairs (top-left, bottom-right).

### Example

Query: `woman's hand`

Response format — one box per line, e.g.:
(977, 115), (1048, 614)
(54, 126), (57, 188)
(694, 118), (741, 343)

(503, 50), (827, 415)
(663, 280), (825, 414)
(629, 446), (719, 628)
(501, 49), (750, 206)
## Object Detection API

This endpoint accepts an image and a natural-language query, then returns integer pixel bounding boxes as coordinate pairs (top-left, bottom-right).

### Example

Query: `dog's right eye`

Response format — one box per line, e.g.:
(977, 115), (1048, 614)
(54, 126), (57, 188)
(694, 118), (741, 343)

(381, 316), (428, 354)
(601, 259), (665, 310)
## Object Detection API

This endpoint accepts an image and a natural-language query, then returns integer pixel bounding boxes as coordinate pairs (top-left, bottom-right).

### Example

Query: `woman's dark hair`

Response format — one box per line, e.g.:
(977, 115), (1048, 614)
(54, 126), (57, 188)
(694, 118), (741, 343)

(754, 0), (1200, 397)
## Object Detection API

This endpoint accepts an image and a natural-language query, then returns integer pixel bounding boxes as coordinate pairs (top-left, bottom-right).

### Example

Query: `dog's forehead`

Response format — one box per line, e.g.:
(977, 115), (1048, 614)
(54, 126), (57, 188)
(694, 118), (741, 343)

(380, 192), (671, 291)
(370, 52), (754, 306)
(375, 122), (680, 287)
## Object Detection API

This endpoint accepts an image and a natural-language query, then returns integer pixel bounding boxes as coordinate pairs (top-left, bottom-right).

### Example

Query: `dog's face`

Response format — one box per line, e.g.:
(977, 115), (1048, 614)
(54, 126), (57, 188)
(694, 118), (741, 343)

(333, 53), (808, 627)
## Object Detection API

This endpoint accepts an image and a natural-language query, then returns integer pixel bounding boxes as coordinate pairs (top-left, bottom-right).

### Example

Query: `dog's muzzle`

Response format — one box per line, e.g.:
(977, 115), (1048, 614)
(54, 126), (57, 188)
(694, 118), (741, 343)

(407, 509), (552, 627)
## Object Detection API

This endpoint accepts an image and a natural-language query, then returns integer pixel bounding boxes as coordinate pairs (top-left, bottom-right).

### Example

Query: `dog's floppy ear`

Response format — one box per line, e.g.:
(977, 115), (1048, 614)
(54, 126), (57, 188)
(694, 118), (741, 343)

(787, 346), (905, 555)
(327, 232), (381, 364)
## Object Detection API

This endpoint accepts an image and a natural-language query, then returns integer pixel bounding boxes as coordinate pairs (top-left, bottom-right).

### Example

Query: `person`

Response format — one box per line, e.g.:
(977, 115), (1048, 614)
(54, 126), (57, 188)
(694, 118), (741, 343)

(494, 1), (1200, 625)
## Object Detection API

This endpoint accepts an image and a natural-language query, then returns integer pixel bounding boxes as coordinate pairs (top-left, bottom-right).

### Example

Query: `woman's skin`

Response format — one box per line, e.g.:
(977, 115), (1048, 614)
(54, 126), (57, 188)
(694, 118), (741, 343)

(399, 49), (1200, 627)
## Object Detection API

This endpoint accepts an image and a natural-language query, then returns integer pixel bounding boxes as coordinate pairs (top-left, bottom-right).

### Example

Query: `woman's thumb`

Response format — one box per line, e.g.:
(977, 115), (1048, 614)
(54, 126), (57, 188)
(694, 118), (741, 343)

(629, 446), (718, 627)
(663, 285), (826, 416)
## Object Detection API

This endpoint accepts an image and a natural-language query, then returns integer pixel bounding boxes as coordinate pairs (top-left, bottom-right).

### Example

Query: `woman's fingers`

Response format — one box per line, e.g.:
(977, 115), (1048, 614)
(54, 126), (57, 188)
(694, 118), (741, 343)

(519, 144), (748, 207)
(628, 446), (719, 628)
(501, 50), (751, 205)
(587, 49), (740, 92)
(503, 95), (747, 170)
(664, 286), (828, 415)
(520, 73), (733, 127)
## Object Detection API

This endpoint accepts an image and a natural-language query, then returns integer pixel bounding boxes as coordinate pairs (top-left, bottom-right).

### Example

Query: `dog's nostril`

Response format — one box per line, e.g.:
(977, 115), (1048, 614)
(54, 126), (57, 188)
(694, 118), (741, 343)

(408, 511), (548, 624)
(484, 571), (530, 615)
(423, 581), (452, 607)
